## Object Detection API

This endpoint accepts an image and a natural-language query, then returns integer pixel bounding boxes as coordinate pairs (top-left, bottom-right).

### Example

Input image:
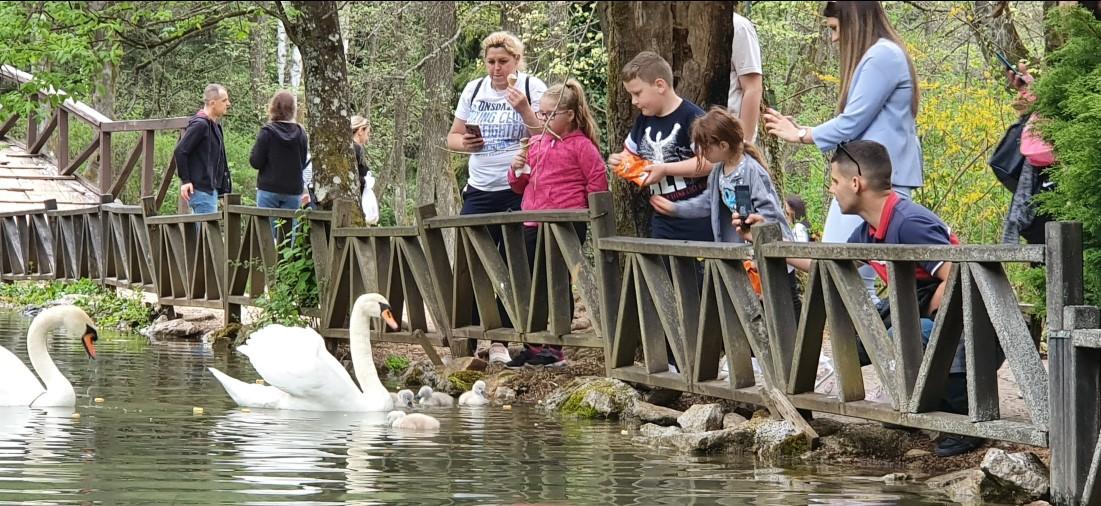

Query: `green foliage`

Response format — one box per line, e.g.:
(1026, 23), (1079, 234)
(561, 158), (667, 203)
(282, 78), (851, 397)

(1031, 6), (1101, 306)
(251, 212), (319, 328)
(384, 355), (411, 374)
(0, 279), (153, 329)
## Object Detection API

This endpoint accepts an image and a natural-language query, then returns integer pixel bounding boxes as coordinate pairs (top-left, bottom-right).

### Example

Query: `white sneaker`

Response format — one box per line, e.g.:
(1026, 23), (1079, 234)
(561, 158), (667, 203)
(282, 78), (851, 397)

(488, 343), (511, 364)
(717, 355), (729, 380)
(668, 363), (679, 374)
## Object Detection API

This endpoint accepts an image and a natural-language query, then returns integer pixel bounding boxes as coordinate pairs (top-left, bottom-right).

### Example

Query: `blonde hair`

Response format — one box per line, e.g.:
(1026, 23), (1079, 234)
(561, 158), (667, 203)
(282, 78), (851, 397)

(825, 1), (920, 116)
(542, 79), (600, 145)
(622, 51), (674, 86)
(481, 31), (526, 71)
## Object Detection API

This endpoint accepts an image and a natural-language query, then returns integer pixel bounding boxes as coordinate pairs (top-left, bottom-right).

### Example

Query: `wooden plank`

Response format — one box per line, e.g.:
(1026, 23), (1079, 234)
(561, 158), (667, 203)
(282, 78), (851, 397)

(962, 263), (1000, 422)
(501, 223), (531, 332)
(61, 136), (99, 176)
(27, 109), (59, 154)
(423, 210), (588, 229)
(551, 222), (603, 338)
(824, 260), (898, 407)
(970, 261), (1050, 428)
(887, 261), (924, 407)
(709, 262), (754, 389)
(460, 230), (502, 330)
(631, 257), (668, 374)
(610, 256), (642, 369)
(598, 236), (753, 260)
(108, 135), (144, 197)
(636, 253), (689, 378)
(99, 117), (191, 132)
(521, 331), (604, 348)
(693, 262), (723, 382)
(753, 223), (799, 388)
(544, 224), (571, 336)
(1073, 329), (1101, 349)
(820, 263), (866, 402)
(909, 263), (964, 413)
(526, 226), (549, 334)
(788, 261), (827, 395)
(396, 236), (453, 348)
(761, 241), (1046, 264)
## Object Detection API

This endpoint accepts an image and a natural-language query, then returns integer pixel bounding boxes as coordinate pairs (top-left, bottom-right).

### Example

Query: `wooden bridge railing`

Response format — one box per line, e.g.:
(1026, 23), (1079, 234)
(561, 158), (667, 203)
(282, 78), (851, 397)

(0, 65), (189, 207)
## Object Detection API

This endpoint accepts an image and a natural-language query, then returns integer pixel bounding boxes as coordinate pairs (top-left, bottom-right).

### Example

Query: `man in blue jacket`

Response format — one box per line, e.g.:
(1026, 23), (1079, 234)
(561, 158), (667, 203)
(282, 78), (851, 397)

(174, 84), (231, 214)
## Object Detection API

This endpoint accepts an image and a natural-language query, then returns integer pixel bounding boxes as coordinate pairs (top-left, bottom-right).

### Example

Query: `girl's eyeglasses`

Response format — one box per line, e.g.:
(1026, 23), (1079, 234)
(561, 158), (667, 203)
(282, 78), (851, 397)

(535, 110), (564, 121)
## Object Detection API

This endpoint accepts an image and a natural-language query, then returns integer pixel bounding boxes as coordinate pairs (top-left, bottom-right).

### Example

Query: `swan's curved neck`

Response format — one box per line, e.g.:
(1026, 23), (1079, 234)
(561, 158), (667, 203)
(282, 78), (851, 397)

(27, 313), (73, 395)
(349, 304), (385, 395)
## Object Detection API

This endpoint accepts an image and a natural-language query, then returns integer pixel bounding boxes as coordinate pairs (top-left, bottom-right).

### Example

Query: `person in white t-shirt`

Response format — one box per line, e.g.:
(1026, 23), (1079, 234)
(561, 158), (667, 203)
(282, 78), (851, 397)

(445, 30), (548, 364)
(728, 11), (764, 143)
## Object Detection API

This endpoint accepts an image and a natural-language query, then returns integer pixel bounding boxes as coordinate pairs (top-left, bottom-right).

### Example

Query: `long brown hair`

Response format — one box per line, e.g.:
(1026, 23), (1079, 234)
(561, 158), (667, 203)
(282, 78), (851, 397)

(823, 1), (920, 117)
(542, 79), (600, 145)
(690, 106), (767, 174)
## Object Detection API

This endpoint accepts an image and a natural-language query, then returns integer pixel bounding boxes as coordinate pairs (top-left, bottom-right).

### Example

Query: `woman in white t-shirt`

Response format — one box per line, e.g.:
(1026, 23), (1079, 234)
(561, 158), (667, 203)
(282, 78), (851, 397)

(445, 31), (547, 363)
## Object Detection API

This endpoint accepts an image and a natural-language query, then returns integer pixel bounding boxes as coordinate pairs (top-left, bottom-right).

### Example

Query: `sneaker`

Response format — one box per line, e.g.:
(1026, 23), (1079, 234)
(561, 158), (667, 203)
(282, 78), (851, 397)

(526, 348), (567, 368)
(506, 345), (540, 368)
(668, 363), (679, 374)
(488, 343), (511, 364)
(934, 435), (984, 457)
(717, 355), (729, 380)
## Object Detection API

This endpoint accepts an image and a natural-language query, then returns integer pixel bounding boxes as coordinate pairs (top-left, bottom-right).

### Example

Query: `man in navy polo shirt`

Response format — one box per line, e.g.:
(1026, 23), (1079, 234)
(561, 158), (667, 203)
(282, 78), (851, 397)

(737, 140), (979, 458)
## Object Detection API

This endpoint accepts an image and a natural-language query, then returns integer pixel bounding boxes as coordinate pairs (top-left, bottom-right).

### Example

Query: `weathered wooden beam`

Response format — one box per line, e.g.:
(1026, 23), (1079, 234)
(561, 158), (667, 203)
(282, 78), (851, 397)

(423, 210), (587, 229)
(598, 236), (753, 260)
(887, 261), (923, 406)
(100, 117), (191, 132)
(761, 242), (1045, 263)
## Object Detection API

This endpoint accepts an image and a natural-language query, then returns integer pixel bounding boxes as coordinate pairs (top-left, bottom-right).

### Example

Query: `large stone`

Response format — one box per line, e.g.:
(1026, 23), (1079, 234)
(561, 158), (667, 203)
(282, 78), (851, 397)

(980, 448), (1049, 501)
(630, 401), (683, 426)
(722, 412), (748, 429)
(639, 423), (682, 438)
(666, 429), (742, 453)
(677, 404), (724, 432)
(141, 318), (202, 341)
(754, 420), (809, 459)
(927, 467), (1039, 505)
(810, 423), (911, 460)
(492, 386), (516, 404)
(399, 358), (440, 390)
(544, 377), (640, 419)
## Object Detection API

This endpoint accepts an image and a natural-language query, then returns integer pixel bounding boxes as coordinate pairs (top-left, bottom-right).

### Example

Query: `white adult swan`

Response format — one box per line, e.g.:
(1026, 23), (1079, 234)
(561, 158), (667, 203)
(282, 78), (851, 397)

(208, 293), (399, 412)
(0, 305), (98, 407)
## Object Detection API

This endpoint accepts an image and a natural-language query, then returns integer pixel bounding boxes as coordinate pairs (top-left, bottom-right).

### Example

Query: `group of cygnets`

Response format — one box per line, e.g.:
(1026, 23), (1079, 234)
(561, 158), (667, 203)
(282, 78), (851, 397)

(385, 380), (490, 431)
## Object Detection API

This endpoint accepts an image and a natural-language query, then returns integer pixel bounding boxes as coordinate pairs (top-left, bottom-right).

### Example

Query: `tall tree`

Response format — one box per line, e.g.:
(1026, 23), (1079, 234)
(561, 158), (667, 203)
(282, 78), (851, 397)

(416, 1), (460, 217)
(969, 1), (1032, 66)
(599, 1), (734, 237)
(269, 1), (359, 209)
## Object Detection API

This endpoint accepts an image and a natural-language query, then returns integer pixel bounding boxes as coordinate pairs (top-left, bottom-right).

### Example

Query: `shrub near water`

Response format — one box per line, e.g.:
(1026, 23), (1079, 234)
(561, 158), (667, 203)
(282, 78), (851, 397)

(0, 279), (154, 329)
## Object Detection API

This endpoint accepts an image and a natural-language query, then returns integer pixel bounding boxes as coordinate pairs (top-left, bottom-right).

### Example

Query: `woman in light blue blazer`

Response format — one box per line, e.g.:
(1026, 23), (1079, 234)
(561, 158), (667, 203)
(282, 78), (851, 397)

(764, 0), (922, 299)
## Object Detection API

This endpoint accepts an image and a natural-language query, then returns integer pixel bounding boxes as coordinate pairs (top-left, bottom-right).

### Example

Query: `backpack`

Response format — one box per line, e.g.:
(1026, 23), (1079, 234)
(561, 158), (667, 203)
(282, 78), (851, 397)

(988, 114), (1029, 193)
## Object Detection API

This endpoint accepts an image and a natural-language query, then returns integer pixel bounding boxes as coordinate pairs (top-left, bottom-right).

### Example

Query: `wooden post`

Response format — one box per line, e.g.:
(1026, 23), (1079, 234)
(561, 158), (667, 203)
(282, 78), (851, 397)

(222, 193), (242, 325)
(1048, 221), (1099, 505)
(415, 202), (457, 352)
(752, 222), (798, 389)
(141, 130), (155, 197)
(588, 192), (620, 375)
(97, 193), (114, 287)
(57, 109), (69, 170)
(99, 131), (113, 195)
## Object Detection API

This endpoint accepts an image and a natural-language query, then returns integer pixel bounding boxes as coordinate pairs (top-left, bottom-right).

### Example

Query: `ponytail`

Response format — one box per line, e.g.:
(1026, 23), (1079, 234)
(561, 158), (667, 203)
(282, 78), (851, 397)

(543, 79), (600, 145)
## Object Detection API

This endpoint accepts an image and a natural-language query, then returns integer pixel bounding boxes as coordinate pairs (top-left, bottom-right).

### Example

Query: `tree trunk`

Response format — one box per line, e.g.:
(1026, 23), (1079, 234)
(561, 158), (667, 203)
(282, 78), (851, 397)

(281, 1), (358, 209)
(416, 1), (458, 210)
(600, 1), (733, 237)
(277, 21), (288, 87)
(970, 1), (1031, 67)
(248, 14), (267, 123)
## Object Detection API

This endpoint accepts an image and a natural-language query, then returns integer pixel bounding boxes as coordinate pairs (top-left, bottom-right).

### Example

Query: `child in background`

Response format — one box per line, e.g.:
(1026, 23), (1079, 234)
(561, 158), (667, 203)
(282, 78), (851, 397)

(508, 79), (609, 368)
(785, 195), (813, 242)
(607, 51), (710, 242)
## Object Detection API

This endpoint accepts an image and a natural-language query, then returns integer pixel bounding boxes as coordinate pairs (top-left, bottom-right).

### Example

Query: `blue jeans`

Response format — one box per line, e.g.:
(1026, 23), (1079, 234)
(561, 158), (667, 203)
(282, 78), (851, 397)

(257, 190), (302, 244)
(189, 190), (219, 214)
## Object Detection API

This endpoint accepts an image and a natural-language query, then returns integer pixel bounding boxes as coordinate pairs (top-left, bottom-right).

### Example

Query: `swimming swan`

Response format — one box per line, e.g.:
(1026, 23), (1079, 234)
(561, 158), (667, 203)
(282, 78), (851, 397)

(458, 380), (489, 406)
(208, 293), (399, 412)
(390, 389), (414, 408)
(416, 385), (454, 408)
(387, 410), (440, 431)
(0, 305), (98, 407)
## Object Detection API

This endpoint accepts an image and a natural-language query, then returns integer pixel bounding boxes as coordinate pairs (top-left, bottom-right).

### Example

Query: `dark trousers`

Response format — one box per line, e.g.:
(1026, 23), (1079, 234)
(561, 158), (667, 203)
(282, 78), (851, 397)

(460, 186), (523, 342)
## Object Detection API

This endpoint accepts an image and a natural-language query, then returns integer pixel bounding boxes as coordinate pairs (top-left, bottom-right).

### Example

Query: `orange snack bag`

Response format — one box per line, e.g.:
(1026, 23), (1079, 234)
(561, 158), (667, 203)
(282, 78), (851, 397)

(612, 152), (651, 187)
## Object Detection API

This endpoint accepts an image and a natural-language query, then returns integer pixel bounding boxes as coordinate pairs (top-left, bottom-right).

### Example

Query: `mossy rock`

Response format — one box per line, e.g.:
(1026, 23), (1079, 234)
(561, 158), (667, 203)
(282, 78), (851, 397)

(446, 370), (485, 394)
(211, 322), (242, 344)
(544, 377), (640, 419)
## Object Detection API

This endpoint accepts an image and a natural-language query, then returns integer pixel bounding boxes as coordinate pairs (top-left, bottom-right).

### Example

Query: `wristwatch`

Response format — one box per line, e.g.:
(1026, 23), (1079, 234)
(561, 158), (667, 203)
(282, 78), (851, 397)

(797, 127), (809, 143)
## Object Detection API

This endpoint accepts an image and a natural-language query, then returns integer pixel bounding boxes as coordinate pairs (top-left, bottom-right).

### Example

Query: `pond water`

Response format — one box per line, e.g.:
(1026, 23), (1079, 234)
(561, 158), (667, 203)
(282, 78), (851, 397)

(0, 310), (952, 504)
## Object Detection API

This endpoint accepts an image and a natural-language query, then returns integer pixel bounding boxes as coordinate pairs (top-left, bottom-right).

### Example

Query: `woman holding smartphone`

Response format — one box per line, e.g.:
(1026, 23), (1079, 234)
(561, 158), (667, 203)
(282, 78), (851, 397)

(763, 0), (921, 300)
(445, 30), (547, 364)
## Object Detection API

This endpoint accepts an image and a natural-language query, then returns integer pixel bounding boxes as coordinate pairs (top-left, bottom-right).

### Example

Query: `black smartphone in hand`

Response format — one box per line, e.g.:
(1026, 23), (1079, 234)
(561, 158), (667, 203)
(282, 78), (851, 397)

(734, 185), (754, 231)
(996, 52), (1021, 76)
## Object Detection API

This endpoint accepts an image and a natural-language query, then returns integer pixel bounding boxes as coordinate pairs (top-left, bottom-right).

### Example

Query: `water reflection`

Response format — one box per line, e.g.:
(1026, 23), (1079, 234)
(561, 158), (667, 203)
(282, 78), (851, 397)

(0, 310), (949, 504)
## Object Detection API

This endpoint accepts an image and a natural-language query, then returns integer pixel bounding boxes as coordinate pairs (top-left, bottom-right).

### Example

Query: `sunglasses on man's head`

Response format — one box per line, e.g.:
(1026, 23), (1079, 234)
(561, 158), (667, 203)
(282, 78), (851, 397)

(835, 141), (862, 177)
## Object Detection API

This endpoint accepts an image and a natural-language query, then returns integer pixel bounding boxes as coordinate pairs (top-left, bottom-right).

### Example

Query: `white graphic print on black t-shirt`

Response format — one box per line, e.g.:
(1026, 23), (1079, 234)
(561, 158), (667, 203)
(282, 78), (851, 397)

(624, 99), (707, 201)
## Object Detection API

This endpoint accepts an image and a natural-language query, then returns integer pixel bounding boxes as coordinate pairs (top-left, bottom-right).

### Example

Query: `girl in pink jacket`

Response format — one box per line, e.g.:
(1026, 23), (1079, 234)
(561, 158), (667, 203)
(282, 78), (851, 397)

(506, 79), (608, 368)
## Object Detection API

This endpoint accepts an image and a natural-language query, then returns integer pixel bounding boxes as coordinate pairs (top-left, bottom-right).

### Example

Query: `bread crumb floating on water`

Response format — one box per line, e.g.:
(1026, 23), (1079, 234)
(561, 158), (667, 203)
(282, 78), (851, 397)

(241, 408), (251, 413)
(93, 397), (104, 404)
(193, 407), (204, 415)
(71, 412), (80, 420)
(255, 379), (265, 385)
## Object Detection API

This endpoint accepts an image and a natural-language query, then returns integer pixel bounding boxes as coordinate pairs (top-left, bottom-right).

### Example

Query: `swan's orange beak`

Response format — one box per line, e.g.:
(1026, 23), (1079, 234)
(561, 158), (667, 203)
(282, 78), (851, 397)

(82, 325), (98, 360)
(380, 304), (399, 330)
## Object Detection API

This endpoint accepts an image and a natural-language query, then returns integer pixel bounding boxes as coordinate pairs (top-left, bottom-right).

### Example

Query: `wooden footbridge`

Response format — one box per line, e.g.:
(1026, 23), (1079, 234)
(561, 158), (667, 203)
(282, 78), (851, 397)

(4, 67), (1101, 504)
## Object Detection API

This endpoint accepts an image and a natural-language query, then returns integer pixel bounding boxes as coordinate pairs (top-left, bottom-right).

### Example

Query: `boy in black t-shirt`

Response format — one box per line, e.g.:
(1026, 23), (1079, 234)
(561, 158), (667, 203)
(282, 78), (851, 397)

(607, 51), (711, 241)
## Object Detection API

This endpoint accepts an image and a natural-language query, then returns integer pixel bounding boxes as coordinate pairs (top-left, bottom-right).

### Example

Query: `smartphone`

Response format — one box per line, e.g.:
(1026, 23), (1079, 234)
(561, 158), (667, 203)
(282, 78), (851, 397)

(996, 52), (1021, 76)
(465, 124), (483, 138)
(734, 185), (754, 231)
